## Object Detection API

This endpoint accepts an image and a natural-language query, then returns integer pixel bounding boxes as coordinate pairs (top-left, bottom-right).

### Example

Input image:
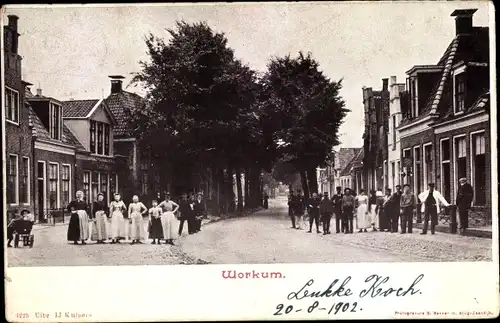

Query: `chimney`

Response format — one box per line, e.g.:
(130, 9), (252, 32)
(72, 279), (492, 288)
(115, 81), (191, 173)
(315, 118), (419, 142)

(109, 75), (125, 94)
(451, 9), (477, 35)
(382, 78), (389, 91)
(8, 15), (18, 31)
(36, 88), (42, 97)
(390, 76), (397, 86)
(7, 15), (19, 54)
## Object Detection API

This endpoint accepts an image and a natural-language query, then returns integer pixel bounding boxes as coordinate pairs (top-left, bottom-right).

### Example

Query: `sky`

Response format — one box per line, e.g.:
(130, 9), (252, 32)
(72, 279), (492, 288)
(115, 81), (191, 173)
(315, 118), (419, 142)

(3, 2), (491, 148)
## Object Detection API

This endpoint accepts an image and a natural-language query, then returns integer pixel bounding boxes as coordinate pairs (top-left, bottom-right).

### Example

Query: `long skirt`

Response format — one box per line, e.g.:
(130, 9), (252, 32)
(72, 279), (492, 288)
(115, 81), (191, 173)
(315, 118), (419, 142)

(370, 205), (378, 228)
(379, 206), (391, 230)
(91, 211), (110, 241)
(129, 212), (145, 240)
(149, 217), (164, 239)
(110, 210), (126, 239)
(357, 204), (371, 229)
(161, 211), (178, 240)
(67, 210), (89, 241)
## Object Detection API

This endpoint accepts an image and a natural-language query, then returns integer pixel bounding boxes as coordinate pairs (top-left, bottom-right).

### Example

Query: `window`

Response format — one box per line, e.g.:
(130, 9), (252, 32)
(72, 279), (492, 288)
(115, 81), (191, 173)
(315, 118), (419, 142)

(454, 73), (466, 114)
(7, 155), (18, 204)
(104, 124), (110, 155)
(396, 160), (401, 187)
(471, 132), (486, 205)
(61, 165), (71, 207)
(455, 136), (467, 185)
(91, 172), (99, 203)
(100, 173), (108, 202)
(440, 139), (451, 202)
(97, 123), (104, 154)
(90, 121), (96, 153)
(90, 120), (111, 156)
(5, 87), (19, 124)
(392, 115), (397, 148)
(48, 163), (59, 209)
(109, 173), (117, 197)
(83, 171), (90, 202)
(424, 144), (433, 188)
(414, 147), (421, 194)
(49, 103), (62, 140)
(411, 78), (418, 118)
(391, 162), (395, 190)
(20, 157), (30, 204)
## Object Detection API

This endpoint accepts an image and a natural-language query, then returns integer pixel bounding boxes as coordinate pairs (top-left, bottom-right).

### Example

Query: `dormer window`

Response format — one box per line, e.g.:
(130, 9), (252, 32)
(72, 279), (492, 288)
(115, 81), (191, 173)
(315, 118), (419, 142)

(454, 72), (466, 114)
(411, 78), (418, 117)
(49, 102), (62, 140)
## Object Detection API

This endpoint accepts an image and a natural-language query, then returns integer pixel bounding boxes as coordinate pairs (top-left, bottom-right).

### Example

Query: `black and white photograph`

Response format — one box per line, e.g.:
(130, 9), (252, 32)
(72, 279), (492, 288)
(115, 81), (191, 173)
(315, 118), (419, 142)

(3, 1), (497, 320)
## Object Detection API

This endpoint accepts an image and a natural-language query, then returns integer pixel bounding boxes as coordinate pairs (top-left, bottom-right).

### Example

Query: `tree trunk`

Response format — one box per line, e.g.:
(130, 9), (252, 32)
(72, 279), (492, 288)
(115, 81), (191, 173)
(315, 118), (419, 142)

(236, 167), (243, 212)
(307, 167), (318, 196)
(244, 167), (250, 209)
(226, 165), (235, 213)
(300, 170), (310, 199)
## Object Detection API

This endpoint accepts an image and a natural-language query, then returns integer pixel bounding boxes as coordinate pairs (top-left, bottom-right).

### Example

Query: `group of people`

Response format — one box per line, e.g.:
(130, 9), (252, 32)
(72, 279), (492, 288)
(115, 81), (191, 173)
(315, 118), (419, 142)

(66, 190), (206, 245)
(287, 177), (474, 235)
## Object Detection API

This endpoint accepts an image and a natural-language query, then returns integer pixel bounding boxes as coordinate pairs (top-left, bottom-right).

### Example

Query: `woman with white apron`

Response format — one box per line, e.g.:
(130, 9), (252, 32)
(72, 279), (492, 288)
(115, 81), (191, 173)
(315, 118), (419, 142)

(91, 192), (110, 243)
(158, 193), (180, 245)
(356, 189), (371, 233)
(66, 190), (90, 245)
(128, 195), (148, 244)
(109, 193), (127, 244)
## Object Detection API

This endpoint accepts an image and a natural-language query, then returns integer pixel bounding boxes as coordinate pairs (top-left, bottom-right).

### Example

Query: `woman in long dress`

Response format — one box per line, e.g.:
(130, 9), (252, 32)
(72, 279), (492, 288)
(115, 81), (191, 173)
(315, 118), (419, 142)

(356, 189), (370, 233)
(148, 199), (164, 244)
(368, 190), (379, 232)
(67, 190), (90, 245)
(91, 192), (110, 243)
(159, 193), (180, 245)
(109, 193), (127, 244)
(128, 195), (148, 244)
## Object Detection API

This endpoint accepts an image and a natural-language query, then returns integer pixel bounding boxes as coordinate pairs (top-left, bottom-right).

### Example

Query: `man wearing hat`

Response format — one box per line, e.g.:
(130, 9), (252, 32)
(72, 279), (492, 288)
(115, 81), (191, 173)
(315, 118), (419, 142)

(178, 193), (194, 235)
(456, 177), (474, 234)
(418, 183), (450, 235)
(307, 192), (321, 234)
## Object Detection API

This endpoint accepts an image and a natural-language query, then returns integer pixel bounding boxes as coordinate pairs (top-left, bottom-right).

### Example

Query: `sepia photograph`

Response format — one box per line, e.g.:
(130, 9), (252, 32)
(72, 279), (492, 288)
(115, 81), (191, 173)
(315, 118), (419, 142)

(2, 1), (497, 321)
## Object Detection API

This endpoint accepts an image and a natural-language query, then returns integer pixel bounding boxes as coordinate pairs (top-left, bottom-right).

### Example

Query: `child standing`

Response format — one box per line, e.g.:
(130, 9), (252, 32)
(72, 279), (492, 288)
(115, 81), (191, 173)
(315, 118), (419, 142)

(148, 200), (164, 244)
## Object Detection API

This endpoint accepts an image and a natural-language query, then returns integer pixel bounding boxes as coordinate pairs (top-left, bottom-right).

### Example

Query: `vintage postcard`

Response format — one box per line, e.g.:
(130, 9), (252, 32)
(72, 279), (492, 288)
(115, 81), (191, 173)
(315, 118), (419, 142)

(3, 1), (498, 321)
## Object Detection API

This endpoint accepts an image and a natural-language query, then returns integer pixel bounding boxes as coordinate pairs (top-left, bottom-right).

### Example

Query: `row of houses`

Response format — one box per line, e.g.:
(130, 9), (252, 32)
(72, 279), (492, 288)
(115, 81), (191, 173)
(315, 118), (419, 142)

(318, 9), (491, 222)
(3, 15), (161, 222)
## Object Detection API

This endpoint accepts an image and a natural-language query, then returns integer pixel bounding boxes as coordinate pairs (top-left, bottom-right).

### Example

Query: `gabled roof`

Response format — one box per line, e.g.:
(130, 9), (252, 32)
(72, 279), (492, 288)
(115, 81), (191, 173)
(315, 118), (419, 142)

(62, 99), (100, 118)
(340, 148), (364, 176)
(104, 90), (145, 137)
(334, 148), (363, 171)
(29, 106), (86, 151)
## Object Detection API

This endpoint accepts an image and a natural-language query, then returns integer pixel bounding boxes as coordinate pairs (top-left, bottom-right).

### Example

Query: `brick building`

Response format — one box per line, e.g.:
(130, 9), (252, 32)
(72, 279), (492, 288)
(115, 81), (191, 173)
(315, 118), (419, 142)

(4, 15), (34, 216)
(398, 9), (490, 224)
(362, 79), (390, 192)
(104, 75), (159, 203)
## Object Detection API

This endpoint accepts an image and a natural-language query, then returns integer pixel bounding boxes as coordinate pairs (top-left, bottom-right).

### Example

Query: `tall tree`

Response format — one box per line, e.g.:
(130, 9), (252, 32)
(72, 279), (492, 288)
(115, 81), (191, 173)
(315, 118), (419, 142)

(261, 52), (348, 197)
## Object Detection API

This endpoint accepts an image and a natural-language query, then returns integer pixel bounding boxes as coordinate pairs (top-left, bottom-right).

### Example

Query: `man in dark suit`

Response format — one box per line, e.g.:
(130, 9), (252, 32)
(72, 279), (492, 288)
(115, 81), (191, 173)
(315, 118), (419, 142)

(456, 177), (474, 234)
(389, 185), (403, 233)
(332, 186), (343, 233)
(288, 191), (296, 229)
(193, 193), (205, 233)
(178, 193), (195, 235)
(307, 192), (321, 234)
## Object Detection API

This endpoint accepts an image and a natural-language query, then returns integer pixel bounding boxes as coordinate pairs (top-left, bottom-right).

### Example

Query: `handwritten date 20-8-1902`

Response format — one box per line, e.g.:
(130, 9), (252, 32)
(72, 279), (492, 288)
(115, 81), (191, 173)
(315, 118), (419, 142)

(274, 301), (360, 316)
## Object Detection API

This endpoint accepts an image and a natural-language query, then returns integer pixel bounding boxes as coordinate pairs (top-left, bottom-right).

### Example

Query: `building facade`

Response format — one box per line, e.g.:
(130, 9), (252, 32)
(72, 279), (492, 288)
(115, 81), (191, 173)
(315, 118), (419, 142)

(4, 15), (35, 216)
(398, 9), (491, 225)
(387, 76), (407, 191)
(362, 79), (390, 192)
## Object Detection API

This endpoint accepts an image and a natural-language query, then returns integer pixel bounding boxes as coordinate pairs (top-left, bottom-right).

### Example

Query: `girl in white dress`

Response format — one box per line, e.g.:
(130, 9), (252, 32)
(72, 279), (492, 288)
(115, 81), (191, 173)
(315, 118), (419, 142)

(158, 194), (180, 245)
(109, 193), (127, 244)
(356, 189), (371, 232)
(128, 195), (148, 244)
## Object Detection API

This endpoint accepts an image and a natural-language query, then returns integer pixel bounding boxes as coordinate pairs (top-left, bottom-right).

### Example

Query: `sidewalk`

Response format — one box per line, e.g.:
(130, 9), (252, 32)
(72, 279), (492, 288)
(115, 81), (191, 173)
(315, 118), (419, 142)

(412, 221), (492, 238)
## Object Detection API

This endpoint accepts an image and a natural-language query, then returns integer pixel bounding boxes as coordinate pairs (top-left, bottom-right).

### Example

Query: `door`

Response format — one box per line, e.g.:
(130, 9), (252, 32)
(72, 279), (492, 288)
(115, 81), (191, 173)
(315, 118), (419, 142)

(37, 161), (46, 222)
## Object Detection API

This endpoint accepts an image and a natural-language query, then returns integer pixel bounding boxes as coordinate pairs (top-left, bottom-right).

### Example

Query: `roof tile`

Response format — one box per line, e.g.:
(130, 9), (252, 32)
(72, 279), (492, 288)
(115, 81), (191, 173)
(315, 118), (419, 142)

(62, 99), (99, 118)
(104, 91), (145, 137)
